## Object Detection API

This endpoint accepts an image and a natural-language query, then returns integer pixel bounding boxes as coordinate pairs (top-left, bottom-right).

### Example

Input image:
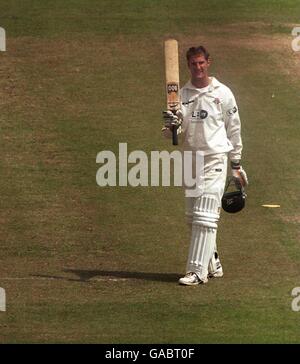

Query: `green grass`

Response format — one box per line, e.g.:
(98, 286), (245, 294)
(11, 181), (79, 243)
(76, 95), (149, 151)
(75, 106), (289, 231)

(1, 0), (300, 37)
(0, 0), (300, 343)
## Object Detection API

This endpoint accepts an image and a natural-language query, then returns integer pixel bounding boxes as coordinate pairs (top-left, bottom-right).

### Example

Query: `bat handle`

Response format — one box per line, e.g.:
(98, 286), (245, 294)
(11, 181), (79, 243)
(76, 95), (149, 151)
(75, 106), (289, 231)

(172, 125), (178, 145)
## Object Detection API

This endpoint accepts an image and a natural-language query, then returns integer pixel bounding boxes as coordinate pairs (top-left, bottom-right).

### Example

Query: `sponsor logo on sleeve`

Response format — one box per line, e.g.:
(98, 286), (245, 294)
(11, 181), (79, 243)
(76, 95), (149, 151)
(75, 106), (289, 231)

(226, 106), (237, 116)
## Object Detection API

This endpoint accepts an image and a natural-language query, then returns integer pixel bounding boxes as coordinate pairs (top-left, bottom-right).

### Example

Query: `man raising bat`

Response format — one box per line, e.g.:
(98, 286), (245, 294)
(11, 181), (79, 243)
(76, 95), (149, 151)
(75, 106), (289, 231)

(162, 44), (248, 285)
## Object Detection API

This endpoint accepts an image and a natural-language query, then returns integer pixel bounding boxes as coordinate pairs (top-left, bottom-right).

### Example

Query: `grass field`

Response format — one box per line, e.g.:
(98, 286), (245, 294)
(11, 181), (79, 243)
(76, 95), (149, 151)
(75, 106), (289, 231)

(0, 0), (300, 343)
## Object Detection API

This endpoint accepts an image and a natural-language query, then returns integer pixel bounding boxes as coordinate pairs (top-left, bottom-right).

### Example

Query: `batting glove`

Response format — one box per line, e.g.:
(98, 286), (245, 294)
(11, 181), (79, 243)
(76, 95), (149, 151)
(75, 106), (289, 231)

(231, 161), (248, 188)
(162, 109), (183, 129)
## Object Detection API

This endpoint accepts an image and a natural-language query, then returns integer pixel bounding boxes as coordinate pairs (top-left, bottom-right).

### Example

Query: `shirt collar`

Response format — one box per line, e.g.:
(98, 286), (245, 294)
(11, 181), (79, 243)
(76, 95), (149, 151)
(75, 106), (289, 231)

(184, 77), (221, 93)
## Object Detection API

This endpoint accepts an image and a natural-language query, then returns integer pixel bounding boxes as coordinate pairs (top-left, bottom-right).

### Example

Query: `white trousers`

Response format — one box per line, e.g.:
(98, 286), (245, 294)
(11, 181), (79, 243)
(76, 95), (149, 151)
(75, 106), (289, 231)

(185, 153), (228, 279)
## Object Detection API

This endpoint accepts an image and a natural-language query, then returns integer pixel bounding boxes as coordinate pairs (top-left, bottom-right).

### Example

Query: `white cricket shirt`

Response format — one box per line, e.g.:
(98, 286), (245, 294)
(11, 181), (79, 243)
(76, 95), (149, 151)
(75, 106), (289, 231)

(180, 77), (243, 161)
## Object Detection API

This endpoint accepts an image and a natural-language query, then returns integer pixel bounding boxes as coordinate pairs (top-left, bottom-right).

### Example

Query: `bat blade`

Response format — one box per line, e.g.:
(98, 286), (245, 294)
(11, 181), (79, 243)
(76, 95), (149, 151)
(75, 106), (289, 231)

(164, 39), (180, 145)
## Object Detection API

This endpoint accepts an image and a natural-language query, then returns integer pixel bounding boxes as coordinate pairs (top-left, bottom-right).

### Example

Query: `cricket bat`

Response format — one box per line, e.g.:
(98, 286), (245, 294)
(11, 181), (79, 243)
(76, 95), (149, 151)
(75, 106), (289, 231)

(164, 39), (180, 146)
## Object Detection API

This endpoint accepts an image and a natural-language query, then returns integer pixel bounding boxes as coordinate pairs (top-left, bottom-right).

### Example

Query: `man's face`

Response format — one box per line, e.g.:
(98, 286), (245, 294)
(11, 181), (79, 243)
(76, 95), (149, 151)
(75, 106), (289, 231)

(188, 54), (211, 83)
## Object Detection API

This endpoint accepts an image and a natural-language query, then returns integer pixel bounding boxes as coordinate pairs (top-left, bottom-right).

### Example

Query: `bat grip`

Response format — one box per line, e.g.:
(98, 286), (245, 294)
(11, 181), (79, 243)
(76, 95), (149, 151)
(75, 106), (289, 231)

(172, 125), (178, 145)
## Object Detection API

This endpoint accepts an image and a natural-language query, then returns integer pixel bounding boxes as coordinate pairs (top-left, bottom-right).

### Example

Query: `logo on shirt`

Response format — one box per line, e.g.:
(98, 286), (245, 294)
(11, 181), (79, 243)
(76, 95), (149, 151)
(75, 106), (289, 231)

(191, 110), (208, 121)
(182, 99), (195, 106)
(226, 106), (237, 116)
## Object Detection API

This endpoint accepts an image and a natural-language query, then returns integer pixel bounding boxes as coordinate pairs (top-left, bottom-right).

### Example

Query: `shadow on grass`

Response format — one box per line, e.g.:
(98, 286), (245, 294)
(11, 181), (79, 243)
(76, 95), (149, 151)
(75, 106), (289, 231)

(65, 269), (181, 283)
(31, 270), (181, 283)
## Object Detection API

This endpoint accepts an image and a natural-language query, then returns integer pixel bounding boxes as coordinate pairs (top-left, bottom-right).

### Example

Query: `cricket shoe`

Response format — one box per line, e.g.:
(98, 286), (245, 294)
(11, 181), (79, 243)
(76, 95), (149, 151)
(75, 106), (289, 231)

(208, 265), (223, 278)
(178, 272), (208, 286)
(208, 251), (224, 278)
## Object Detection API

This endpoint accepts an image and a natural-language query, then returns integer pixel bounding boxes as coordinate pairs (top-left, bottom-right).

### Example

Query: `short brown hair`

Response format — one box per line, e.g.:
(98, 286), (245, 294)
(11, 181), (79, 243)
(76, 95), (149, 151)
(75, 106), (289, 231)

(186, 46), (210, 61)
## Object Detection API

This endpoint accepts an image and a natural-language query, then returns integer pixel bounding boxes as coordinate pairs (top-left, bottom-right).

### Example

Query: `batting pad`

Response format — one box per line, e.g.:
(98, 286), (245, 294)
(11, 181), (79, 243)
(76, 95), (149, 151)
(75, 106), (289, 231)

(186, 194), (219, 280)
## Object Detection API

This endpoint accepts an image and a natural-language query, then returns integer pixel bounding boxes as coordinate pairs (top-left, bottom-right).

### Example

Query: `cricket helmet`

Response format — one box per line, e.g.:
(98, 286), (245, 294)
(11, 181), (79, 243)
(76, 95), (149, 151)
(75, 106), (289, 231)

(222, 178), (247, 213)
